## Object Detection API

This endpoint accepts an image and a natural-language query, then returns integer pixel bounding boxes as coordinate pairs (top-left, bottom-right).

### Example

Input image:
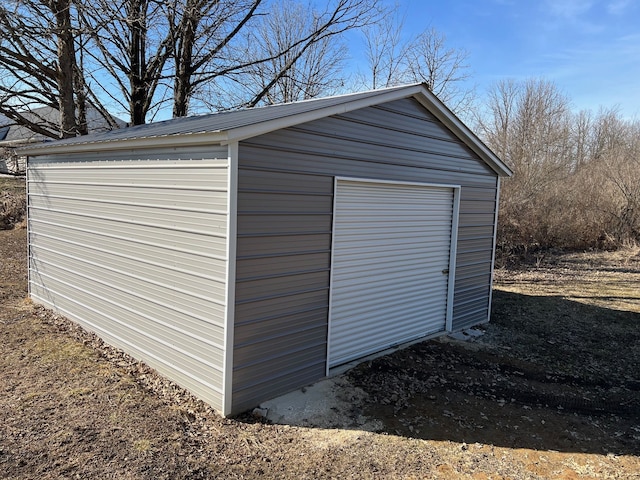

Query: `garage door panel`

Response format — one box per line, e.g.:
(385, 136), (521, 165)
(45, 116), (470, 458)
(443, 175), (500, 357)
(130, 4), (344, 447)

(332, 288), (449, 319)
(329, 309), (446, 359)
(332, 273), (449, 296)
(334, 251), (450, 269)
(328, 179), (457, 367)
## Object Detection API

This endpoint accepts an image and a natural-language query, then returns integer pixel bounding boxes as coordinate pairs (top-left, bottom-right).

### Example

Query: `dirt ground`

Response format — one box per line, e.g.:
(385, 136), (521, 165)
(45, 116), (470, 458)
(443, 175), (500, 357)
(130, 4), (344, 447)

(1, 176), (639, 479)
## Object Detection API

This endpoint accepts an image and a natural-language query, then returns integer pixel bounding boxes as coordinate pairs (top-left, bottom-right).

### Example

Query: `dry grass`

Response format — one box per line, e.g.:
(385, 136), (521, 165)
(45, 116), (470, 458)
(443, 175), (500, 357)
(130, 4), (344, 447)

(495, 246), (640, 312)
(0, 176), (25, 195)
(0, 176), (26, 230)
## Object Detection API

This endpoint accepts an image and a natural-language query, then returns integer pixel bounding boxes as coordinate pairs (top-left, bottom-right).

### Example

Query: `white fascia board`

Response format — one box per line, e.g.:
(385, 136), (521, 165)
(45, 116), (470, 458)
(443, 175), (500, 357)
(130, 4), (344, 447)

(223, 85), (426, 144)
(412, 91), (513, 178)
(19, 131), (229, 156)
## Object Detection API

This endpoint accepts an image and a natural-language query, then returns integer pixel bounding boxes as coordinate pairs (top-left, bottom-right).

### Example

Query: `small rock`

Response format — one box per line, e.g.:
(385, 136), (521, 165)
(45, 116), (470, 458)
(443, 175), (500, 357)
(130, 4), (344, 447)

(252, 407), (268, 419)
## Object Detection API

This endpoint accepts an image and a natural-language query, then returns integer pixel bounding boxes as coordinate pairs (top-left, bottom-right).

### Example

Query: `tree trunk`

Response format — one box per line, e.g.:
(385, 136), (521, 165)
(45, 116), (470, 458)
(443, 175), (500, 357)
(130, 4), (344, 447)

(53, 0), (78, 138)
(173, 10), (196, 118)
(129, 0), (147, 125)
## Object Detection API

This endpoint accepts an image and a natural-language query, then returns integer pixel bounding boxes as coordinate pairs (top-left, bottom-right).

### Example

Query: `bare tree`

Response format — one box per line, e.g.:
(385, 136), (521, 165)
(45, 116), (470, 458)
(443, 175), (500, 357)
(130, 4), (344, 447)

(589, 111), (640, 241)
(228, 0), (349, 105)
(190, 0), (381, 111)
(0, 0), (392, 134)
(0, 0), (84, 138)
(478, 78), (640, 251)
(477, 79), (520, 162)
(404, 28), (475, 114)
(168, 0), (263, 117)
(590, 106), (628, 162)
(477, 79), (576, 250)
(359, 8), (408, 90)
(478, 79), (572, 201)
(571, 109), (593, 170)
(80, 0), (176, 125)
(80, 0), (380, 120)
(358, 9), (474, 115)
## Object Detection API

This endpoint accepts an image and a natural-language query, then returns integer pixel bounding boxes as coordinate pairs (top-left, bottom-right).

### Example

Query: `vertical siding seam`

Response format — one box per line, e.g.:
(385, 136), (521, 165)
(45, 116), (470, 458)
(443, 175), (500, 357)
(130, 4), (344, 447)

(487, 177), (501, 324)
(446, 187), (461, 332)
(223, 142), (238, 416)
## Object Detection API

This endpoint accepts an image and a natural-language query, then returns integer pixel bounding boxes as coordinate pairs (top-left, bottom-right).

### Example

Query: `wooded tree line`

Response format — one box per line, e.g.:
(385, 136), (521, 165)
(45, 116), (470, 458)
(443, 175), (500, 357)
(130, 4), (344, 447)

(477, 79), (640, 252)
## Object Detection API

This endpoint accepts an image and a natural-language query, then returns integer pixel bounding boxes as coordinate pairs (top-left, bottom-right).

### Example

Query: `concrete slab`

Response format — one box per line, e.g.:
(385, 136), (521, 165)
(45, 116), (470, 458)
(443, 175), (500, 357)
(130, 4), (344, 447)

(447, 327), (485, 342)
(258, 329), (480, 430)
(258, 375), (383, 431)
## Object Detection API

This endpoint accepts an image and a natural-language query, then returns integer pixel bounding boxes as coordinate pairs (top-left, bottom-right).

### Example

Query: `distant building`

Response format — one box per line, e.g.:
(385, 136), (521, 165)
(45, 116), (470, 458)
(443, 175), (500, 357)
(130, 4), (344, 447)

(0, 107), (126, 174)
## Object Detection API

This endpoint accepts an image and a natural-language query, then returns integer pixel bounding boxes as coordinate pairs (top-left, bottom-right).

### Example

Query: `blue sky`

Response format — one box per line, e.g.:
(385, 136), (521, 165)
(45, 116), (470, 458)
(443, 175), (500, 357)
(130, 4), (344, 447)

(388, 0), (640, 118)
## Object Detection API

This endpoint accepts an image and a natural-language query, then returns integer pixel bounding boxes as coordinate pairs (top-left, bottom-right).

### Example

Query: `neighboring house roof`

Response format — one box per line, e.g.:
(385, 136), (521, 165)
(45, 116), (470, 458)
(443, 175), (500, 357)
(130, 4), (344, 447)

(0, 106), (126, 146)
(20, 84), (512, 177)
(0, 126), (9, 141)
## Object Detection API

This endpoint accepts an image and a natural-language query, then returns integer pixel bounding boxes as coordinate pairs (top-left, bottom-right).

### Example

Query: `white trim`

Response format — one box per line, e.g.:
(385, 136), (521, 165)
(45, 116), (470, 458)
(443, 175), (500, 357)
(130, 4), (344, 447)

(445, 187), (461, 332)
(334, 175), (460, 191)
(26, 159), (32, 299)
(325, 176), (339, 377)
(487, 177), (501, 324)
(221, 141), (238, 416)
(327, 176), (461, 370)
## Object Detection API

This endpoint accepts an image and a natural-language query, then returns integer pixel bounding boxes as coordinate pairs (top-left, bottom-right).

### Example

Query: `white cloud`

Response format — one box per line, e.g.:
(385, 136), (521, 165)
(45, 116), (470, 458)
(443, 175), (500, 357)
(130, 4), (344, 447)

(607, 0), (633, 15)
(545, 0), (594, 18)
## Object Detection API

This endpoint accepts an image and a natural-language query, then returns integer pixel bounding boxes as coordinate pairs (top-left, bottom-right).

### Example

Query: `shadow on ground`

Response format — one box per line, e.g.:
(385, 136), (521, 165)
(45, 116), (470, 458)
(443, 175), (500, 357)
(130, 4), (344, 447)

(250, 290), (640, 457)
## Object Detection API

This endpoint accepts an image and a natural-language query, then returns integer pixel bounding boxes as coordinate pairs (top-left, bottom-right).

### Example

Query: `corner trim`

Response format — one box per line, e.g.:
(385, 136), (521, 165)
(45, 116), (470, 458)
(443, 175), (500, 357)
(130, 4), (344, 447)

(222, 141), (239, 416)
(487, 176), (501, 324)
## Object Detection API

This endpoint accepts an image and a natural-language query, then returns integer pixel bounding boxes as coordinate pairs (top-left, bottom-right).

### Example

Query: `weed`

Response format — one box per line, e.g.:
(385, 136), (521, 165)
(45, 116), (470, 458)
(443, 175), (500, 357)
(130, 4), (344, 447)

(133, 439), (152, 453)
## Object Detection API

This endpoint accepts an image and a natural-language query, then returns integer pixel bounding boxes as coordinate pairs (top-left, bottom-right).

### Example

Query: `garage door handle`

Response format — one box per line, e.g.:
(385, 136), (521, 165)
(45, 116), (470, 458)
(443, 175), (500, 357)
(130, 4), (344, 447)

(442, 269), (449, 275)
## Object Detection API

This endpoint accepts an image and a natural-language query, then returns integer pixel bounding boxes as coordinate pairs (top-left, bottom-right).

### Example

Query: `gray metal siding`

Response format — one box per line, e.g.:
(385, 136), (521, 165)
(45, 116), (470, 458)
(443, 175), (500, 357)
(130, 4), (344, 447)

(453, 176), (499, 329)
(232, 97), (499, 411)
(232, 170), (332, 413)
(28, 146), (229, 411)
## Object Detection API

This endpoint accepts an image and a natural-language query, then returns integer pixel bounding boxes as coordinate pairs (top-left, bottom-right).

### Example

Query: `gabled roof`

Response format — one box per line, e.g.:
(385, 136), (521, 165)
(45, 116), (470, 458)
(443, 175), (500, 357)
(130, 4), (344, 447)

(20, 84), (512, 177)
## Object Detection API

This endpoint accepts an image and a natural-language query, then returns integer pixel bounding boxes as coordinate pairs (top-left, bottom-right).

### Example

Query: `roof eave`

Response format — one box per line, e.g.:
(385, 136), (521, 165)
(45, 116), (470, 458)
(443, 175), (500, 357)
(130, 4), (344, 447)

(19, 131), (229, 156)
(0, 138), (40, 148)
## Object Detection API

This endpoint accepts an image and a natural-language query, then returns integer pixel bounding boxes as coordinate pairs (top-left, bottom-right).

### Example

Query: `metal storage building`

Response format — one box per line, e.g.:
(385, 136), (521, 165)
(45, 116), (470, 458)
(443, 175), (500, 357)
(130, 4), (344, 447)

(22, 83), (512, 416)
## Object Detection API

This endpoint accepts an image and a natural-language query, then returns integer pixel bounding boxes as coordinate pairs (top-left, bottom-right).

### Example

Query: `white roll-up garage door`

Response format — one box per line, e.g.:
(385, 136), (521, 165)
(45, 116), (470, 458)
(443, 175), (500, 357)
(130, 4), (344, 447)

(328, 178), (458, 368)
